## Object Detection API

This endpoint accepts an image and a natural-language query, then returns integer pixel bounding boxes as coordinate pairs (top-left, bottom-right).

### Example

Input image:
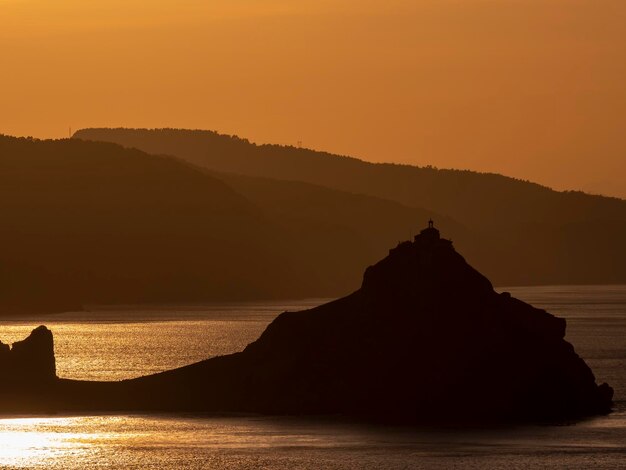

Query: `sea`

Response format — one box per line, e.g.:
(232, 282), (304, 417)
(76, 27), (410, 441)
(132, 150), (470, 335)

(0, 286), (624, 469)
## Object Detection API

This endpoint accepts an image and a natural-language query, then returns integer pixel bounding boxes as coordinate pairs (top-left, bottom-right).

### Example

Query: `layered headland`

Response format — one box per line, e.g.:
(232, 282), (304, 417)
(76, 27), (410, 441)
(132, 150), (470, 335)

(0, 222), (613, 422)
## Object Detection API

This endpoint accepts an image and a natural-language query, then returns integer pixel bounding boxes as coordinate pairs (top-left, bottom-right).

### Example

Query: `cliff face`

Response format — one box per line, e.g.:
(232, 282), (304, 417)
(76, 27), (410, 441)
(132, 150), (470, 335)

(0, 326), (56, 383)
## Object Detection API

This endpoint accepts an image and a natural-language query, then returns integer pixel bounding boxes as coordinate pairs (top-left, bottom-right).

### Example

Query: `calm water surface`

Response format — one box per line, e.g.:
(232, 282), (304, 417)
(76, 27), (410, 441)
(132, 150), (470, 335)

(0, 287), (625, 469)
(0, 300), (326, 381)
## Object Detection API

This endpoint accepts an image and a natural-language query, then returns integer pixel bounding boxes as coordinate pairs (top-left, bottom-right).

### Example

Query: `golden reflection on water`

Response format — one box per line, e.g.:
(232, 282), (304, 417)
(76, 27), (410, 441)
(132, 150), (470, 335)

(0, 291), (624, 468)
(0, 412), (625, 469)
(0, 418), (80, 467)
(0, 416), (133, 468)
(0, 300), (325, 382)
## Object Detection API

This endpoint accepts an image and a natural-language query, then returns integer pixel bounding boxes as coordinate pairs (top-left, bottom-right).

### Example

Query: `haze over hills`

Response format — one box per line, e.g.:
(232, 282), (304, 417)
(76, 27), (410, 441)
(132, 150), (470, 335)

(0, 135), (293, 311)
(74, 128), (626, 286)
(0, 134), (460, 313)
(1, 128), (624, 314)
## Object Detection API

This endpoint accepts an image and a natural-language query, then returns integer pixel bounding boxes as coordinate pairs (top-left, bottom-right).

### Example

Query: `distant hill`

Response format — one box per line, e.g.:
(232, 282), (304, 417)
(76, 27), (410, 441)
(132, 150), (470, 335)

(0, 135), (465, 313)
(74, 128), (626, 285)
(210, 171), (487, 283)
(0, 135), (293, 311)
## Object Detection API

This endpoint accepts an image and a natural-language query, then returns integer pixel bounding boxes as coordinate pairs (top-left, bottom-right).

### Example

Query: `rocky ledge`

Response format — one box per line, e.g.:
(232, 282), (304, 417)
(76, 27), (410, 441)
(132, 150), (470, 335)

(0, 325), (56, 383)
(0, 223), (614, 422)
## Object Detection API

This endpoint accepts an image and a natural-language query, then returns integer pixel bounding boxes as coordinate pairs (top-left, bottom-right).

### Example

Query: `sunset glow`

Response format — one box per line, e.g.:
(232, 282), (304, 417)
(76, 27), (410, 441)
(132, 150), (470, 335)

(1, 0), (624, 196)
(0, 2), (625, 468)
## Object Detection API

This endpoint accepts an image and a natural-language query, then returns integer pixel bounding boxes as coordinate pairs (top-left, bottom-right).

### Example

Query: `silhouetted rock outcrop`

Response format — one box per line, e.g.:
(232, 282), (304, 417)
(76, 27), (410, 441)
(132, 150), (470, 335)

(0, 326), (56, 383)
(0, 227), (614, 422)
(61, 222), (609, 423)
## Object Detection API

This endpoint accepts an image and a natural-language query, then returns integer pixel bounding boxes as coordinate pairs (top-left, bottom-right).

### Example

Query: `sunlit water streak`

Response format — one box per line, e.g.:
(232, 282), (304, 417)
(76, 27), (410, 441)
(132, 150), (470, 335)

(0, 299), (326, 381)
(0, 287), (625, 469)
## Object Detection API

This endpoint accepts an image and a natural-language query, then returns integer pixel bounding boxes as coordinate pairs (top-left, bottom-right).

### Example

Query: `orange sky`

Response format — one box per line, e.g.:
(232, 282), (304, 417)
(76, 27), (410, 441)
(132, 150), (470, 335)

(1, 0), (625, 198)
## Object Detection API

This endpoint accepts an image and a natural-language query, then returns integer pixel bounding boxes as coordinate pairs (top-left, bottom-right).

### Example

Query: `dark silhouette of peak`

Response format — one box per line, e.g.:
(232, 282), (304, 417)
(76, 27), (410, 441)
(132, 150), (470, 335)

(5, 223), (611, 423)
(190, 222), (613, 421)
(361, 222), (492, 300)
(73, 127), (626, 287)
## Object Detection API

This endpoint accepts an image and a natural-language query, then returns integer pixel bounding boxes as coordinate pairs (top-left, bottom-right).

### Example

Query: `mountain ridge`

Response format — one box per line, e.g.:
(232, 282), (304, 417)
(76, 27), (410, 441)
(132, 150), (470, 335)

(73, 128), (626, 286)
(1, 134), (469, 312)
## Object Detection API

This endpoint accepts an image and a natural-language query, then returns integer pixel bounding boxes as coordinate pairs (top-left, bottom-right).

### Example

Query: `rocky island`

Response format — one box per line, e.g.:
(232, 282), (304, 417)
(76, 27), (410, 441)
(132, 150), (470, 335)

(0, 222), (613, 422)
